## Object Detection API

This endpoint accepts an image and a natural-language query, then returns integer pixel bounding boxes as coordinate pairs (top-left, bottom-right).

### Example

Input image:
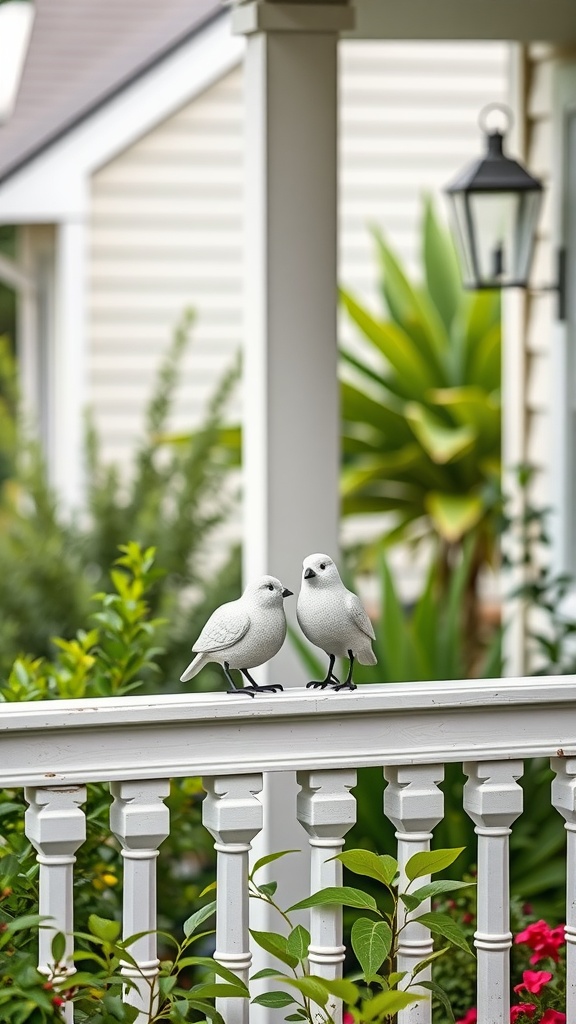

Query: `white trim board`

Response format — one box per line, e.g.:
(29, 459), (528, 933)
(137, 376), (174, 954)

(551, 62), (576, 578)
(0, 12), (244, 222)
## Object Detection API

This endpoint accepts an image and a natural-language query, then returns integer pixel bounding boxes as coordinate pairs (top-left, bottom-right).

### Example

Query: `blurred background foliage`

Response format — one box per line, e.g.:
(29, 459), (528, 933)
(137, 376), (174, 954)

(0, 309), (242, 689)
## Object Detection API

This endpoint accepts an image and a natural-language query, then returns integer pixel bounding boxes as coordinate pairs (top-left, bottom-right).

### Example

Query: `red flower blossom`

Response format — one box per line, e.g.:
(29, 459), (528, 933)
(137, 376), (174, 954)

(540, 1012), (566, 1024)
(510, 1004), (536, 1023)
(515, 920), (565, 964)
(514, 970), (553, 995)
(343, 1014), (354, 1024)
(456, 1010), (477, 1024)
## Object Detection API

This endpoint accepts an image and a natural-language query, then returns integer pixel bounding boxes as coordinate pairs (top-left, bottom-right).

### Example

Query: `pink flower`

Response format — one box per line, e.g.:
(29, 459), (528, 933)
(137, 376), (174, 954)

(540, 1012), (566, 1024)
(510, 1004), (536, 1023)
(515, 920), (565, 964)
(456, 1010), (477, 1024)
(343, 1014), (354, 1024)
(514, 970), (553, 995)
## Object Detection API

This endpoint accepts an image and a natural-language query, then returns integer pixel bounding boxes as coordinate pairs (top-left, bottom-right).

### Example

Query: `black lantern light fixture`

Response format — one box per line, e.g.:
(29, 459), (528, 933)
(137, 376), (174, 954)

(445, 104), (546, 292)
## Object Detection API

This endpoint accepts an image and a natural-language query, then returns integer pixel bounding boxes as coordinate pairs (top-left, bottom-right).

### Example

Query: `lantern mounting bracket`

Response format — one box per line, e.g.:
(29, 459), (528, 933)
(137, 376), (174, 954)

(528, 247), (567, 322)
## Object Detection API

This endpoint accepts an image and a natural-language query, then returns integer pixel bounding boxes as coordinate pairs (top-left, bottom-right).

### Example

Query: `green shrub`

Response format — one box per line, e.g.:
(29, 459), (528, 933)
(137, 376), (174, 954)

(0, 311), (241, 688)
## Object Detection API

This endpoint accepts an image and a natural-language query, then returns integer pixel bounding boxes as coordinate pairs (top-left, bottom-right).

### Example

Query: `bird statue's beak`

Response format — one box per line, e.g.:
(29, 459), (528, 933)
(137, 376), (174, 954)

(282, 588), (293, 598)
(304, 568), (316, 579)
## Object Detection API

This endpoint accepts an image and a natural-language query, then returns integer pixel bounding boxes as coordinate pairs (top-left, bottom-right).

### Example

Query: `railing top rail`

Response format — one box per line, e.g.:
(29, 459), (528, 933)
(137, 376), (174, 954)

(2, 675), (576, 729)
(1, 678), (575, 787)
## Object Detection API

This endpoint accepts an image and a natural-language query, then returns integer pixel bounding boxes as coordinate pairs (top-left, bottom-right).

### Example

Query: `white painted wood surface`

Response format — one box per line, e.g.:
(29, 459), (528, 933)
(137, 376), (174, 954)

(109, 779), (171, 1021)
(463, 761), (524, 1024)
(1, 679), (576, 787)
(551, 756), (576, 1024)
(24, 785), (86, 1024)
(4, 681), (576, 1022)
(296, 769), (357, 1022)
(203, 774), (264, 1024)
(384, 765), (444, 1024)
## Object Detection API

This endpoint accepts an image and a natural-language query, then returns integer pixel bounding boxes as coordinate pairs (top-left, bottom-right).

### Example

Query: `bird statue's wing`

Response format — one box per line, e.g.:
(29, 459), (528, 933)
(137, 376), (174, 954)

(192, 603), (250, 653)
(346, 592), (376, 641)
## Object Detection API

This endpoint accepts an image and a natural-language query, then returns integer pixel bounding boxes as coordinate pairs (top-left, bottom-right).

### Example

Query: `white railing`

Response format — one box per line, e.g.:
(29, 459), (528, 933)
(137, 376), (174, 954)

(2, 678), (576, 1024)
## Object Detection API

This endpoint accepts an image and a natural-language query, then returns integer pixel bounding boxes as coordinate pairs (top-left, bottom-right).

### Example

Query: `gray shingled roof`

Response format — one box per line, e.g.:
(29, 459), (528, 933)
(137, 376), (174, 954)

(0, 0), (222, 184)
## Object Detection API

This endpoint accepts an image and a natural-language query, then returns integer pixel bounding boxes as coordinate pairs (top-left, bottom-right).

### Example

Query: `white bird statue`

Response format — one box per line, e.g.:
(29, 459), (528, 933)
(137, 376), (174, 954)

(180, 575), (293, 697)
(297, 552), (376, 690)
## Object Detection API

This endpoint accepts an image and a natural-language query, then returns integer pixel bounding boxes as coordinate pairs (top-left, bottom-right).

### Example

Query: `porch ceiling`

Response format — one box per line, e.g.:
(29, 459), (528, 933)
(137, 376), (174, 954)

(347, 0), (576, 42)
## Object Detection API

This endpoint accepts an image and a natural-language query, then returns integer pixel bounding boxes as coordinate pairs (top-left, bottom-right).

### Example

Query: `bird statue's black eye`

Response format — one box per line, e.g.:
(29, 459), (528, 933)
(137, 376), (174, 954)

(320, 563), (326, 570)
(268, 584), (274, 591)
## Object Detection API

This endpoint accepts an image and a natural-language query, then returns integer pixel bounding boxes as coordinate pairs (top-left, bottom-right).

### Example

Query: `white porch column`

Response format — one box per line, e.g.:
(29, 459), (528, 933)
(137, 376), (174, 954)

(231, 0), (354, 947)
(52, 218), (87, 510)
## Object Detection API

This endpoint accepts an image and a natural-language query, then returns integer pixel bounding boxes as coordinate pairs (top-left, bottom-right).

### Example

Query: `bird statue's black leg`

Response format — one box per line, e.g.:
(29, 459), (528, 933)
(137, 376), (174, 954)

(306, 653), (340, 689)
(239, 668), (284, 694)
(333, 650), (357, 691)
(223, 662), (255, 698)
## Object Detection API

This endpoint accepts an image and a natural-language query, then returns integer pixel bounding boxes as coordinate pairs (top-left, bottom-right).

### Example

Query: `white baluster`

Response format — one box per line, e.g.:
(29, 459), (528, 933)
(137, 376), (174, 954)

(296, 769), (357, 1022)
(202, 774), (264, 1024)
(551, 756), (576, 1024)
(109, 779), (170, 1021)
(463, 761), (523, 1024)
(384, 765), (445, 1024)
(24, 785), (87, 1024)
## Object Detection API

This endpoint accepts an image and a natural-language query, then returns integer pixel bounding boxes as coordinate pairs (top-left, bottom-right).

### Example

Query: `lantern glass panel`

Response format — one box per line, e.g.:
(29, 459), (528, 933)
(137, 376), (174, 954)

(446, 192), (477, 288)
(467, 189), (543, 288)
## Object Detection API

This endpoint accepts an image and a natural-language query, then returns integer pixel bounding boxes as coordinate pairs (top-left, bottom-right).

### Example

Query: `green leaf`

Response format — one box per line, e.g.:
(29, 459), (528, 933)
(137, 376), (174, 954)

(258, 881), (278, 898)
(419, 980), (455, 1023)
(351, 918), (392, 979)
(252, 992), (296, 1009)
(308, 977), (359, 1005)
(407, 880), (474, 906)
(51, 932), (66, 964)
(405, 847), (465, 881)
(183, 956), (250, 991)
(423, 196), (462, 333)
(387, 972), (407, 987)
(288, 886), (379, 914)
(286, 925), (310, 961)
(199, 880), (217, 898)
(191, 983), (248, 999)
(361, 988), (425, 1021)
(372, 228), (451, 372)
(5, 914), (46, 934)
(250, 850), (299, 878)
(334, 849), (397, 887)
(279, 976), (330, 1007)
(340, 380), (410, 442)
(415, 912), (474, 956)
(88, 914), (122, 943)
(251, 968), (285, 980)
(341, 293), (436, 398)
(406, 404), (475, 464)
(249, 930), (298, 969)
(183, 900), (216, 937)
(412, 946), (451, 976)
(426, 492), (484, 543)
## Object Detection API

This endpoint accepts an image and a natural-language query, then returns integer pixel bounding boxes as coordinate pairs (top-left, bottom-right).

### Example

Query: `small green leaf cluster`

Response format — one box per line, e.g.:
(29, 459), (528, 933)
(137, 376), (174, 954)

(0, 542), (164, 703)
(248, 846), (474, 1024)
(0, 896), (246, 1023)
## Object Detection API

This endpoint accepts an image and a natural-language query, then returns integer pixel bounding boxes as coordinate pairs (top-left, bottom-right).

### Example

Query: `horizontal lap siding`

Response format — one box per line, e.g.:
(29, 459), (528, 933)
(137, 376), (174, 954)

(88, 41), (508, 468)
(89, 69), (243, 464)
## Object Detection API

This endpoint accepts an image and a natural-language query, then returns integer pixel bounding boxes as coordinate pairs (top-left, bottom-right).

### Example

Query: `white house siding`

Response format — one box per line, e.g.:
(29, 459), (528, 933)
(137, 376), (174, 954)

(88, 41), (509, 473)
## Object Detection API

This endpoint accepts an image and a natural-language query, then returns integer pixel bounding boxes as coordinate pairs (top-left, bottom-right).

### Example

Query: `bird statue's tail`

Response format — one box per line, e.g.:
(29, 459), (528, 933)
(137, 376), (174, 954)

(180, 652), (207, 682)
